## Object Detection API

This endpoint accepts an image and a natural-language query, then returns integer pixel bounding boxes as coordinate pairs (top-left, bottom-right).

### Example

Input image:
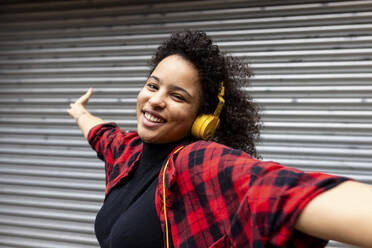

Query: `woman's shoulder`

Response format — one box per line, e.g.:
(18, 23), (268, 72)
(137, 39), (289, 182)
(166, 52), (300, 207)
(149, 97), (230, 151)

(174, 140), (256, 173)
(181, 140), (249, 158)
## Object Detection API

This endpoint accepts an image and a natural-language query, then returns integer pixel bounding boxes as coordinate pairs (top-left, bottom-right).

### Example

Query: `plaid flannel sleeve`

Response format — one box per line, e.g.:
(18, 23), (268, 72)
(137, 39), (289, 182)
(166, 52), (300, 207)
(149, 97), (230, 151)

(221, 149), (350, 247)
(87, 122), (126, 182)
(242, 160), (349, 247)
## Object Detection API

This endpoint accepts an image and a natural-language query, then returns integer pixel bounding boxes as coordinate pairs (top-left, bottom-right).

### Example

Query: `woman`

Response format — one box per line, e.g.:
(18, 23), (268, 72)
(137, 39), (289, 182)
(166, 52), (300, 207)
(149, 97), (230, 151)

(67, 31), (372, 248)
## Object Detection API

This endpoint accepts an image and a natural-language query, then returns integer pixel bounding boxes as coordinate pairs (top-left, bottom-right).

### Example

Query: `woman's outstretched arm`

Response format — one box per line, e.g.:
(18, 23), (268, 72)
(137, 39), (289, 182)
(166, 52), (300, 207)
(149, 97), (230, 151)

(295, 180), (372, 247)
(66, 88), (106, 139)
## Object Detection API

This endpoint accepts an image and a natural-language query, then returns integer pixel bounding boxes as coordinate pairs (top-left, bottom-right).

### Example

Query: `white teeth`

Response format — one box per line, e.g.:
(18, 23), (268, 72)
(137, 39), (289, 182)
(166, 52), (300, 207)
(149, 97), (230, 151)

(144, 112), (164, 123)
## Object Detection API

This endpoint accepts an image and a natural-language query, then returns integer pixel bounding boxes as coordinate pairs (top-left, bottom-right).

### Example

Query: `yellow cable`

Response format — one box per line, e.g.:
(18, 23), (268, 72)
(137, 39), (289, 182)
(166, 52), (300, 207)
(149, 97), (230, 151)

(162, 146), (184, 248)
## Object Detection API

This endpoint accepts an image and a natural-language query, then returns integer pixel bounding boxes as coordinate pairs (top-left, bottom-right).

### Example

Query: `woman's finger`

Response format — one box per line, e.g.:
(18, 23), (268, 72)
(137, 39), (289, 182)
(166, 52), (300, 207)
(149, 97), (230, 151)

(76, 88), (93, 105)
(66, 109), (72, 117)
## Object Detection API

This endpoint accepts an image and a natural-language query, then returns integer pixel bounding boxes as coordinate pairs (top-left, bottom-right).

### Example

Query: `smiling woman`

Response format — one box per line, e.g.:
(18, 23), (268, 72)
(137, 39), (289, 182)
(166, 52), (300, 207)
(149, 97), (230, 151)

(136, 55), (201, 144)
(67, 31), (372, 248)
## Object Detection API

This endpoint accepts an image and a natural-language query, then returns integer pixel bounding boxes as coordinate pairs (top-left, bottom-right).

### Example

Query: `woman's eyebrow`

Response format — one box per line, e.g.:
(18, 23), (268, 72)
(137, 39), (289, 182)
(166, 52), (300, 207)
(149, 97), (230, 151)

(169, 85), (192, 98)
(149, 75), (161, 82)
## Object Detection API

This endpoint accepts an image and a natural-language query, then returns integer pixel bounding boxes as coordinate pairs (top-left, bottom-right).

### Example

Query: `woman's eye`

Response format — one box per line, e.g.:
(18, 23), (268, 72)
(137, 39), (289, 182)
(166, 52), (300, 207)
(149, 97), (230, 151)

(172, 94), (185, 101)
(146, 83), (158, 90)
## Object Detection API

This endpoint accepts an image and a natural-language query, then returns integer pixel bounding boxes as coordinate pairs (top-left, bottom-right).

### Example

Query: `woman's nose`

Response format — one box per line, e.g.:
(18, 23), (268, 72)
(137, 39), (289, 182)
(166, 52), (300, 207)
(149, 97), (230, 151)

(148, 92), (166, 109)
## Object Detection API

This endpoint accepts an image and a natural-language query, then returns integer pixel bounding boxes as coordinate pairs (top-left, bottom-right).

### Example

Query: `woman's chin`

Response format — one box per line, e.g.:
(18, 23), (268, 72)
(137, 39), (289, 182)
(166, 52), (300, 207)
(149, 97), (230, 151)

(138, 131), (162, 144)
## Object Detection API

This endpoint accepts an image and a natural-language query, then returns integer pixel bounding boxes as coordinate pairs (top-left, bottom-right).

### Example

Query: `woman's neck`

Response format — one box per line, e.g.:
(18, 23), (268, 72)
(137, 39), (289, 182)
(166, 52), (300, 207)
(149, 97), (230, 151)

(141, 140), (182, 165)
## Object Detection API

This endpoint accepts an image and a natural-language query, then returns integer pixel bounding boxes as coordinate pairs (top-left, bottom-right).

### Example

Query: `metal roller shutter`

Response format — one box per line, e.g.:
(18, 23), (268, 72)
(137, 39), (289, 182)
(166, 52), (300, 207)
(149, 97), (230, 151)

(0, 1), (371, 247)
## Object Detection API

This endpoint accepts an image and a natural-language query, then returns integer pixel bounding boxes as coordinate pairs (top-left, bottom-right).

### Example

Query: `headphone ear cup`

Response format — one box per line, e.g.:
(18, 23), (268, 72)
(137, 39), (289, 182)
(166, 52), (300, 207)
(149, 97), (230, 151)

(191, 114), (220, 140)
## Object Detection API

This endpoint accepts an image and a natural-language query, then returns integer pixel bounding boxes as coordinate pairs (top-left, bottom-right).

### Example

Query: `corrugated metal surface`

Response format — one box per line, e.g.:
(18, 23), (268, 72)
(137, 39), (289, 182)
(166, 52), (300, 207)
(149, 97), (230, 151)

(0, 0), (371, 247)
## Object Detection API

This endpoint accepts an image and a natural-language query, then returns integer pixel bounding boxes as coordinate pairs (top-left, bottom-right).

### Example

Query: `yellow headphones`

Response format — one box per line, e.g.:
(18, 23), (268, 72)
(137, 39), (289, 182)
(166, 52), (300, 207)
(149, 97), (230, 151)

(191, 81), (225, 140)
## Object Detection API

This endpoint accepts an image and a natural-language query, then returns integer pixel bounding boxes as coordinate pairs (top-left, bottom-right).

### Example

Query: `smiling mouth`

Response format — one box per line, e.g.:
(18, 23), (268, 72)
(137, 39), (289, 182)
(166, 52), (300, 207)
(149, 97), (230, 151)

(144, 112), (166, 123)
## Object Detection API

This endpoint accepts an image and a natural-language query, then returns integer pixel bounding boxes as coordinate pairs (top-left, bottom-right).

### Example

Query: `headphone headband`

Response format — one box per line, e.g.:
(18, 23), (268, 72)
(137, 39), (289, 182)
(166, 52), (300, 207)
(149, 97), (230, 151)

(213, 81), (225, 116)
(191, 81), (225, 140)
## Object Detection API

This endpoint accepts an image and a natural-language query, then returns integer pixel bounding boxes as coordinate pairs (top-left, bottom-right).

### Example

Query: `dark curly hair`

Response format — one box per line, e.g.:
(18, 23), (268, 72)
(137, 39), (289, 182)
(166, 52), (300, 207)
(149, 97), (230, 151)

(150, 30), (261, 158)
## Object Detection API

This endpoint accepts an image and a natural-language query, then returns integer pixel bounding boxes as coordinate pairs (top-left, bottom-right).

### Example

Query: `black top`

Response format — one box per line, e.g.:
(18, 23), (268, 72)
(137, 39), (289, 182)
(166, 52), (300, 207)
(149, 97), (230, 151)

(95, 141), (178, 248)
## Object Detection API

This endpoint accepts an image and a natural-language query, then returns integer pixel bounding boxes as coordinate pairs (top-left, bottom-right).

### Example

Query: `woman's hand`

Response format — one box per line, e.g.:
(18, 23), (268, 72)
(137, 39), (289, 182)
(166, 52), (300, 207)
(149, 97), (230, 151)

(66, 88), (106, 139)
(67, 88), (93, 122)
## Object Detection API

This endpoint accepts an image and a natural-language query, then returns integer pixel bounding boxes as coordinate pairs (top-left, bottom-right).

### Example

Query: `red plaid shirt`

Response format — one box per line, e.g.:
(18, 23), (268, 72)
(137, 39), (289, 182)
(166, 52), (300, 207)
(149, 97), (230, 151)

(88, 122), (349, 248)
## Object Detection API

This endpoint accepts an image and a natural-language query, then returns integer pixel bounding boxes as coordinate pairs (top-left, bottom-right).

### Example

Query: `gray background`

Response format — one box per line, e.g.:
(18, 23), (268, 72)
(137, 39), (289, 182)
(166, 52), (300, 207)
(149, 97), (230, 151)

(1, 0), (372, 247)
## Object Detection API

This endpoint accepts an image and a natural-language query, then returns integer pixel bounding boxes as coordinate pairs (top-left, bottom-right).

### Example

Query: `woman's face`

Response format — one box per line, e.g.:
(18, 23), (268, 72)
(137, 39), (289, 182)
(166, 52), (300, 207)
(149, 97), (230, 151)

(136, 54), (202, 144)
